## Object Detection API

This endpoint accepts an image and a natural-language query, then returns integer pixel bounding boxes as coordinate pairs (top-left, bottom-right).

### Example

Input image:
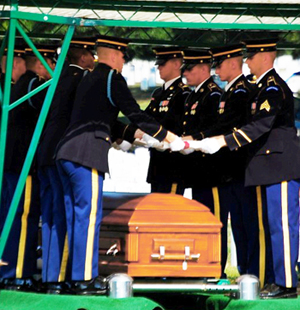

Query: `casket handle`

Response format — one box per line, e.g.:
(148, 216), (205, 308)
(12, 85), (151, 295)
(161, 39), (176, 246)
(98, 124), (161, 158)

(151, 246), (200, 261)
(106, 243), (119, 256)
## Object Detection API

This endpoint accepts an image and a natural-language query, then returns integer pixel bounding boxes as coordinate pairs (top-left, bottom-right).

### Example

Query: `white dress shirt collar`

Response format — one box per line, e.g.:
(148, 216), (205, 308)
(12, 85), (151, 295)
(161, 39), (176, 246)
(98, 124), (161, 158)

(195, 77), (210, 93)
(164, 76), (181, 90)
(224, 73), (243, 92)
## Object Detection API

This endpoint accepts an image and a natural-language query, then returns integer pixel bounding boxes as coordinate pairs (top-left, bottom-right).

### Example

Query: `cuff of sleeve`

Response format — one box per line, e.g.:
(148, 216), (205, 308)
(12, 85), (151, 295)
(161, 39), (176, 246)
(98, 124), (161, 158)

(192, 132), (204, 140)
(153, 126), (168, 142)
(122, 124), (138, 143)
(225, 134), (239, 151)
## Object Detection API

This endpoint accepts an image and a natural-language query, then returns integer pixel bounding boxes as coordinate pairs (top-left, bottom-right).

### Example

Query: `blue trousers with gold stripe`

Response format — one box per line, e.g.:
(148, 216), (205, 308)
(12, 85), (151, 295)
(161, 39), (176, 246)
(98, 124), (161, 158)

(38, 166), (68, 283)
(192, 186), (229, 278)
(57, 160), (104, 282)
(220, 181), (262, 282)
(261, 180), (300, 288)
(0, 172), (40, 279)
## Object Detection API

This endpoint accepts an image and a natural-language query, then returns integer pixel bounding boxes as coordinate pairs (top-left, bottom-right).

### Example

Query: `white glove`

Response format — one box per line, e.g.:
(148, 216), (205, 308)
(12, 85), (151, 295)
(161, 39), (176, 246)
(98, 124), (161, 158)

(169, 136), (185, 152)
(185, 140), (203, 151)
(111, 140), (132, 152)
(112, 142), (121, 150)
(192, 138), (222, 154)
(155, 141), (170, 152)
(142, 133), (162, 148)
(133, 138), (148, 147)
(180, 148), (195, 155)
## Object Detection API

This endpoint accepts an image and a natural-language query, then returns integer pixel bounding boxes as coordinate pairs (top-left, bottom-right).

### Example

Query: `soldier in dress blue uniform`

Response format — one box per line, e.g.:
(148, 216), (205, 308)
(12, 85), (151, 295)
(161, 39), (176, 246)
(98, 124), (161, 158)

(145, 46), (190, 194)
(55, 35), (186, 295)
(179, 49), (229, 277)
(1, 44), (57, 291)
(208, 44), (263, 282)
(0, 45), (26, 90)
(36, 38), (96, 294)
(196, 39), (300, 299)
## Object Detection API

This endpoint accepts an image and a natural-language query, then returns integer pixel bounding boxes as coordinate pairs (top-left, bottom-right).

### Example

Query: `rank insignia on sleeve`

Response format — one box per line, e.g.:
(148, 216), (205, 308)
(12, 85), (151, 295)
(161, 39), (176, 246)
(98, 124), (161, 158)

(260, 100), (271, 112)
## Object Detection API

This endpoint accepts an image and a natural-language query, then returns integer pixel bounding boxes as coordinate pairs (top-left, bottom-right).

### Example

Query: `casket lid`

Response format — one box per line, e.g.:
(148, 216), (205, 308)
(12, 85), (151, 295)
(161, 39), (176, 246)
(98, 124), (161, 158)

(102, 193), (222, 233)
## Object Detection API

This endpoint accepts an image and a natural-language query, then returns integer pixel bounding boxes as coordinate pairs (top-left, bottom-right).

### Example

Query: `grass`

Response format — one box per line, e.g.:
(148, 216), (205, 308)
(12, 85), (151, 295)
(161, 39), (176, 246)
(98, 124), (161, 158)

(129, 84), (158, 110)
(118, 84), (158, 120)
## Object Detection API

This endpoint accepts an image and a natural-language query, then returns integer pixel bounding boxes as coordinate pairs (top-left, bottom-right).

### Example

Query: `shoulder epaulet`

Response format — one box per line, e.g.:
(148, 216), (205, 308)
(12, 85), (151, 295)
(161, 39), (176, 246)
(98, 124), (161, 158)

(152, 86), (162, 94)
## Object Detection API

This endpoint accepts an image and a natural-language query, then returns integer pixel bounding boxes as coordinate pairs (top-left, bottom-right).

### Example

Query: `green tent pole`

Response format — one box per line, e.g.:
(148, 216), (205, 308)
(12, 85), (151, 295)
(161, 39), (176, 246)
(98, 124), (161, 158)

(16, 22), (54, 78)
(8, 80), (51, 111)
(0, 13), (17, 209)
(0, 25), (75, 260)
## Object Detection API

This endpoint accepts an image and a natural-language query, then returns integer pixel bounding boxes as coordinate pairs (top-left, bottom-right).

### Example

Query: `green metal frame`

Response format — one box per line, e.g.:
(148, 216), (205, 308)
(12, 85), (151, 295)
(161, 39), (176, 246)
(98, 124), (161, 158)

(0, 1), (75, 260)
(1, 0), (300, 262)
(2, 1), (300, 48)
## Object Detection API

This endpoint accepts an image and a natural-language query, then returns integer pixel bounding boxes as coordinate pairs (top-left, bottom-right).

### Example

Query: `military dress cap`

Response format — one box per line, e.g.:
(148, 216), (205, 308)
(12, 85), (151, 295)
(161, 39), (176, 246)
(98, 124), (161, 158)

(242, 38), (278, 57)
(210, 43), (244, 67)
(181, 49), (212, 71)
(152, 46), (183, 66)
(69, 37), (96, 54)
(95, 34), (130, 54)
(25, 44), (58, 62)
(4, 45), (26, 59)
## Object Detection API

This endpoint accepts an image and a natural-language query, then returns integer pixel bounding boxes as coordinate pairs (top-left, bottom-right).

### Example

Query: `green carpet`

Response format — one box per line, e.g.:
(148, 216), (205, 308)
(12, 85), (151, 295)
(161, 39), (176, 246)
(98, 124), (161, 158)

(0, 291), (163, 310)
(206, 295), (300, 310)
(1, 291), (300, 310)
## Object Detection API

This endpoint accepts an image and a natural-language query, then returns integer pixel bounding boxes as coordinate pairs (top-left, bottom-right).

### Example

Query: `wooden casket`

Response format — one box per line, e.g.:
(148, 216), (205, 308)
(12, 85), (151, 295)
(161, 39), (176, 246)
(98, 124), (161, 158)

(99, 193), (222, 278)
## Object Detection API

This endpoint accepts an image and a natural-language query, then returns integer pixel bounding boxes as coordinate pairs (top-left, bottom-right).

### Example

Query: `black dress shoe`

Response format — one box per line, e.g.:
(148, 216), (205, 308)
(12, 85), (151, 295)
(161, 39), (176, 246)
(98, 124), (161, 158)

(70, 276), (107, 295)
(3, 277), (41, 292)
(46, 282), (70, 294)
(260, 283), (297, 299)
(260, 283), (273, 297)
